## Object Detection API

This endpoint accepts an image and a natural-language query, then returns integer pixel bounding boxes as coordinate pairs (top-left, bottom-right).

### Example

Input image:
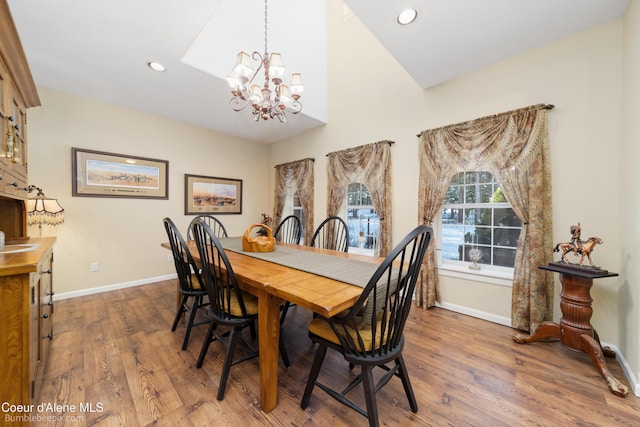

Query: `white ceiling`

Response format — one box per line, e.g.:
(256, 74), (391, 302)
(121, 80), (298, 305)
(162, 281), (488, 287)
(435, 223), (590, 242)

(7, 0), (629, 143)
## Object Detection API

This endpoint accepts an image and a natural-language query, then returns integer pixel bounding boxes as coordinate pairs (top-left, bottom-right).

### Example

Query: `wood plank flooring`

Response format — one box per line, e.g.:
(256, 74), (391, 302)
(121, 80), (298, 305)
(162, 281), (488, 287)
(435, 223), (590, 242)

(34, 279), (639, 426)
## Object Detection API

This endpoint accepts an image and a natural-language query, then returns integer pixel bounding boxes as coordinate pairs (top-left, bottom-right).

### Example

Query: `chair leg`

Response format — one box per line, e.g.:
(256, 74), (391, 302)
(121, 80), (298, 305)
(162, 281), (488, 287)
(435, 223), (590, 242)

(279, 330), (291, 368)
(196, 321), (216, 368)
(361, 366), (380, 427)
(171, 295), (188, 331)
(217, 327), (240, 401)
(182, 296), (200, 350)
(396, 354), (418, 412)
(301, 343), (327, 409)
(249, 321), (257, 341)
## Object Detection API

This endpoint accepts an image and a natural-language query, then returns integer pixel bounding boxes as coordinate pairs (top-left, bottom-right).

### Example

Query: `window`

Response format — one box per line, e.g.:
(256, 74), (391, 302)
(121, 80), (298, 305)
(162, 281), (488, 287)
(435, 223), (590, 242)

(291, 190), (305, 242)
(346, 183), (379, 253)
(440, 171), (522, 270)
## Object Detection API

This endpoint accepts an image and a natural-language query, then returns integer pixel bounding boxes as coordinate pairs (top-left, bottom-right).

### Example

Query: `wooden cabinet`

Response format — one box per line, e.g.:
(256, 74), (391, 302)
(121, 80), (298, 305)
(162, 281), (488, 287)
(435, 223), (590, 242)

(0, 0), (41, 239)
(0, 6), (54, 424)
(0, 237), (55, 424)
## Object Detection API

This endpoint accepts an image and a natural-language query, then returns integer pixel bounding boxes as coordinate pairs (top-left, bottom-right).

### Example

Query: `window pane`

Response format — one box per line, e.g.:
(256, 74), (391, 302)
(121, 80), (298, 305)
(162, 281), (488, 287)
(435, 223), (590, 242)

(444, 185), (462, 204)
(475, 227), (491, 245)
(478, 171), (493, 183)
(475, 208), (492, 226)
(477, 246), (491, 265)
(493, 247), (516, 267)
(493, 228), (519, 247)
(492, 186), (507, 203)
(362, 189), (371, 205)
(494, 208), (520, 226)
(442, 224), (464, 261)
(441, 208), (463, 224)
(465, 172), (478, 184)
(479, 183), (493, 203)
(464, 185), (476, 203)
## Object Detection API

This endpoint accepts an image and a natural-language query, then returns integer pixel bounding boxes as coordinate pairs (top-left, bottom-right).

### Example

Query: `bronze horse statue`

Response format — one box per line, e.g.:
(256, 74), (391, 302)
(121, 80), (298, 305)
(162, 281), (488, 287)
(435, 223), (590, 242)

(553, 236), (603, 267)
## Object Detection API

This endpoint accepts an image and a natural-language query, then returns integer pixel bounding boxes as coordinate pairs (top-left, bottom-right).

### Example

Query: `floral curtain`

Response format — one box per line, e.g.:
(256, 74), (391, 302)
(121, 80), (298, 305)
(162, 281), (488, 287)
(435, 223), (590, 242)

(326, 141), (392, 257)
(417, 104), (554, 332)
(273, 158), (314, 245)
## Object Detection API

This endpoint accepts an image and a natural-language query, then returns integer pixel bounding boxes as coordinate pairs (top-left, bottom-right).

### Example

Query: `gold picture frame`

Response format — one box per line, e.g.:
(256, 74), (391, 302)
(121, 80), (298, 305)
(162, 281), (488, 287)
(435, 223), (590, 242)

(72, 147), (168, 199)
(184, 174), (243, 215)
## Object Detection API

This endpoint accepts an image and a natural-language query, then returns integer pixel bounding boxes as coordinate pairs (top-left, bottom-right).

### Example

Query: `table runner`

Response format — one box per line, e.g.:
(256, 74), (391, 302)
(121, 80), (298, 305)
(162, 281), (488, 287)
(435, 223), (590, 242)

(218, 237), (378, 288)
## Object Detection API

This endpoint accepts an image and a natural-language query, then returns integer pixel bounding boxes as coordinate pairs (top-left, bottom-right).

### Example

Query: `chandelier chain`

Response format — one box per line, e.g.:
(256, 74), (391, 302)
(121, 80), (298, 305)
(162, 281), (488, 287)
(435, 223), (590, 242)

(264, 0), (268, 56)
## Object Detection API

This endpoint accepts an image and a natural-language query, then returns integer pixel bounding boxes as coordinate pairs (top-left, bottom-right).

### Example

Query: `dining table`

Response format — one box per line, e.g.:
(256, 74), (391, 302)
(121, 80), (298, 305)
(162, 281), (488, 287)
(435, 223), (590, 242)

(161, 237), (382, 412)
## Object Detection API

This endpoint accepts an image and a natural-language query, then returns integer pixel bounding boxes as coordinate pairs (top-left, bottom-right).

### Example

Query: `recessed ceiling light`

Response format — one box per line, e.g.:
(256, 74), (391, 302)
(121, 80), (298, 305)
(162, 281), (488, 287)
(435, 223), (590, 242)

(397, 9), (418, 25)
(147, 61), (166, 72)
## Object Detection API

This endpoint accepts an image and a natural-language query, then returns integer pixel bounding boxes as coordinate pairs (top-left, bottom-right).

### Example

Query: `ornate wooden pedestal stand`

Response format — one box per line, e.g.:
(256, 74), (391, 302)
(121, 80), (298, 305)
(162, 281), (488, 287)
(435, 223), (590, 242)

(513, 263), (628, 397)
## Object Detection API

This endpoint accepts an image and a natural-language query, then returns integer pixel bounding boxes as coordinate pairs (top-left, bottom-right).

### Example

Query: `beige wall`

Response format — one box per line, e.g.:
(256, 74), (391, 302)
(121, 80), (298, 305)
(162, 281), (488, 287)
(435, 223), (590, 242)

(621, 0), (640, 389)
(27, 87), (269, 295)
(268, 1), (635, 384)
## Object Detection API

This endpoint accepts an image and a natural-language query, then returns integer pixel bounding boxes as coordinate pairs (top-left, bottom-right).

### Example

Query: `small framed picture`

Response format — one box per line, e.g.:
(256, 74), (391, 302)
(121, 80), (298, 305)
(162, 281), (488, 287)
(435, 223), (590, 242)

(184, 174), (242, 215)
(72, 147), (168, 199)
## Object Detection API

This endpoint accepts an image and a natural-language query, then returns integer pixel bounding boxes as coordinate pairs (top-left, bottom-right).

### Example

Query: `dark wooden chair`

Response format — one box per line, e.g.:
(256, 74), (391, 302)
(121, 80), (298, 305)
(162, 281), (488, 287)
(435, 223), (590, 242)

(300, 225), (433, 427)
(191, 219), (289, 400)
(274, 214), (302, 244)
(187, 214), (228, 240)
(310, 216), (349, 252)
(163, 217), (210, 350)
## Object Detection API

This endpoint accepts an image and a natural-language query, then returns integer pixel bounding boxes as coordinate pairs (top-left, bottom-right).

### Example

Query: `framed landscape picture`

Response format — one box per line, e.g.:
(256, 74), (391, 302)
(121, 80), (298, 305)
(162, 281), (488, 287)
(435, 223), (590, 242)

(184, 174), (242, 215)
(72, 147), (168, 199)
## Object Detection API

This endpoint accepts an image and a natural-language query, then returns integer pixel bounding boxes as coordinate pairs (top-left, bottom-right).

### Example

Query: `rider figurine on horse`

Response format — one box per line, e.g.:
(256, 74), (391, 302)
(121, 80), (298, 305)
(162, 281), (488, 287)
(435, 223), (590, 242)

(570, 223), (582, 254)
(554, 222), (603, 268)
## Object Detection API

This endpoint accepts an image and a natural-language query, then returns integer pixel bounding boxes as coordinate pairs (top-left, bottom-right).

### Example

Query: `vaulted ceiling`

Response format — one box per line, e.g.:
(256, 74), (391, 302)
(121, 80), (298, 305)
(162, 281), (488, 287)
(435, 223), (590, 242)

(7, 0), (629, 143)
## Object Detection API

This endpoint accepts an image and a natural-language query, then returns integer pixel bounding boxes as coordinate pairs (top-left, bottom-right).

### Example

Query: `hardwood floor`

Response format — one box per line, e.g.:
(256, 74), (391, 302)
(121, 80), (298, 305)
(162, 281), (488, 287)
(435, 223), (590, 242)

(35, 279), (639, 427)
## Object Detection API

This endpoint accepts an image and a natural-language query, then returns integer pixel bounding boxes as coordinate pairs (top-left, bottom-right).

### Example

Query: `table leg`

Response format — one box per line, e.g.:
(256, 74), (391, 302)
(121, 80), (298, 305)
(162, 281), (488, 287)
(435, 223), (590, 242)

(513, 321), (560, 344)
(257, 290), (282, 412)
(580, 334), (629, 397)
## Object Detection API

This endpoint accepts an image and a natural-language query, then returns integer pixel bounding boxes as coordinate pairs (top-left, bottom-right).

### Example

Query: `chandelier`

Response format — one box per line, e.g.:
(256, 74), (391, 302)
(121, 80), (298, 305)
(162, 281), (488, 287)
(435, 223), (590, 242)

(226, 0), (303, 122)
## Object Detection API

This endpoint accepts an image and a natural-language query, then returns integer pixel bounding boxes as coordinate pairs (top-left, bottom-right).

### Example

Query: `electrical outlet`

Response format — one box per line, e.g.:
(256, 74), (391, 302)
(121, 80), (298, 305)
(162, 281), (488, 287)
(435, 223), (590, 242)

(90, 262), (99, 272)
(167, 254), (173, 262)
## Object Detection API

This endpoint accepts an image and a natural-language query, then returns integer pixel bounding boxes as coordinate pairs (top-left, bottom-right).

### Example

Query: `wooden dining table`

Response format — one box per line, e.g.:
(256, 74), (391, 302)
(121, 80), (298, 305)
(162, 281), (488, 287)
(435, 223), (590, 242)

(161, 239), (381, 412)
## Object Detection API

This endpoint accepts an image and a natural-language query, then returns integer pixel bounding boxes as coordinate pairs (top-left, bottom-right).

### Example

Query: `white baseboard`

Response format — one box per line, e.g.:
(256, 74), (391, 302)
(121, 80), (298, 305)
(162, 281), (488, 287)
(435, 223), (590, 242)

(435, 301), (512, 327)
(53, 274), (177, 301)
(435, 301), (639, 397)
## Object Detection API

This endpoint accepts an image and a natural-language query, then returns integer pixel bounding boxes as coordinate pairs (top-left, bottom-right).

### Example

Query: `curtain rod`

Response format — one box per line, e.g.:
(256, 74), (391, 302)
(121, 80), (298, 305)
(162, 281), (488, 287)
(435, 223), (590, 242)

(274, 157), (315, 168)
(416, 103), (555, 138)
(325, 140), (394, 157)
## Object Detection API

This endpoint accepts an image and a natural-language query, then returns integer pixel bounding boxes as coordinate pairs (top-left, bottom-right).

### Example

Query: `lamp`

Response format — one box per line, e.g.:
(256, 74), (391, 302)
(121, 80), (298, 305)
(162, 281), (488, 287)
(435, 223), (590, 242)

(24, 185), (65, 237)
(226, 0), (303, 122)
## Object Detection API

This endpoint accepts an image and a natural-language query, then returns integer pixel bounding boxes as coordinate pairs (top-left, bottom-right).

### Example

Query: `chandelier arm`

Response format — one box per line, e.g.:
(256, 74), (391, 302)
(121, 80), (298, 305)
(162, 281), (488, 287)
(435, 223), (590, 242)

(230, 97), (252, 112)
(283, 100), (302, 115)
(248, 51), (265, 88)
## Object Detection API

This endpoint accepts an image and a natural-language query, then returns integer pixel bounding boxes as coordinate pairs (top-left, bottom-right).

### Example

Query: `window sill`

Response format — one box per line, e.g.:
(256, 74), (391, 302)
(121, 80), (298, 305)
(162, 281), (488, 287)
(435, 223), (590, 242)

(348, 247), (374, 256)
(437, 263), (513, 287)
